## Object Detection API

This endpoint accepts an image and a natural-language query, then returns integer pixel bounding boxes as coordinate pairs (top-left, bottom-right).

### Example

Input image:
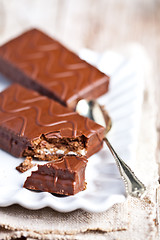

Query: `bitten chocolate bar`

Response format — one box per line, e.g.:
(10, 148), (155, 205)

(24, 155), (87, 195)
(0, 29), (109, 108)
(0, 84), (105, 159)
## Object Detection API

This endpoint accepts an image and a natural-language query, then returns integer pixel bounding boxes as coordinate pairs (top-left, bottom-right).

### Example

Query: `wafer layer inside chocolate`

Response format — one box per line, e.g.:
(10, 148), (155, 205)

(24, 134), (87, 161)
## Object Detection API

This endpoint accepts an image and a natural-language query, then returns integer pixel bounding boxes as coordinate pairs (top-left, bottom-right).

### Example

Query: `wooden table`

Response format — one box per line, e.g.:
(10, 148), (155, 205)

(0, 0), (159, 239)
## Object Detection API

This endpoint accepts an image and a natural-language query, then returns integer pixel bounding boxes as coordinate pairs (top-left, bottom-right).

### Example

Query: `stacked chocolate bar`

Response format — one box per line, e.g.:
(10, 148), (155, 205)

(0, 29), (110, 195)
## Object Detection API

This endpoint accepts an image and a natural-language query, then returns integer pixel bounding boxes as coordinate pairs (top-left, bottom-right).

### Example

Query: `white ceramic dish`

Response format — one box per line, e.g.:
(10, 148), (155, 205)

(0, 48), (144, 212)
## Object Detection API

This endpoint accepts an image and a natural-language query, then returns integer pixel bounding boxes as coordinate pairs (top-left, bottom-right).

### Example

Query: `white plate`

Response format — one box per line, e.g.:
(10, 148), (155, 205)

(0, 47), (144, 212)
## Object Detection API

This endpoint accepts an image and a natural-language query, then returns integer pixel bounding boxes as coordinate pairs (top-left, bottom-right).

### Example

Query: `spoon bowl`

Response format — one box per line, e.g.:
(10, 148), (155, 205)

(76, 99), (112, 134)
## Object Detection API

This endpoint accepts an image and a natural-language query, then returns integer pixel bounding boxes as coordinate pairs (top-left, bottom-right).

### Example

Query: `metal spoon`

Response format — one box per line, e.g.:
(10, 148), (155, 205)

(76, 99), (146, 198)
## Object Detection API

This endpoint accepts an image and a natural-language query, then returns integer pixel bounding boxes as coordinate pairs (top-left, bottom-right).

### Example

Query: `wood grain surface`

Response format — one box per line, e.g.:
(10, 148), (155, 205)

(0, 0), (160, 238)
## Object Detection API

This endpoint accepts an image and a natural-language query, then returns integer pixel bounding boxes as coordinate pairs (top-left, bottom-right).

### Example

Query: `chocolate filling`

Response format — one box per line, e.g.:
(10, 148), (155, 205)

(23, 134), (87, 161)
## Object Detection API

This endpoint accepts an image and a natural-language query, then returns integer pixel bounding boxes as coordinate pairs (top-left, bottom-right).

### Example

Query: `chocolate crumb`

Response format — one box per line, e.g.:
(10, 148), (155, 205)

(83, 182), (87, 191)
(16, 156), (35, 173)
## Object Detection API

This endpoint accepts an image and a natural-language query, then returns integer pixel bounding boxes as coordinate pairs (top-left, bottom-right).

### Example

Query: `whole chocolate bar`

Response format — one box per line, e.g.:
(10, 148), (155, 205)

(0, 84), (105, 159)
(24, 155), (87, 195)
(0, 29), (109, 108)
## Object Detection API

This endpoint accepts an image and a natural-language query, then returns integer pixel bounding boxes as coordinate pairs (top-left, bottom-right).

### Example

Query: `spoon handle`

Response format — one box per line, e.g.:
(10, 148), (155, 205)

(103, 137), (146, 198)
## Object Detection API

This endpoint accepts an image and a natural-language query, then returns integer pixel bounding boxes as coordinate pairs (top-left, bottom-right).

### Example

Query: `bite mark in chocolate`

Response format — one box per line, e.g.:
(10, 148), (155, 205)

(24, 134), (87, 161)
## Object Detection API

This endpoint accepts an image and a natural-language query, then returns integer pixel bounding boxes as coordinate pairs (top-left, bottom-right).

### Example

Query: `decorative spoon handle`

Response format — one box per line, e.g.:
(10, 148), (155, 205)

(103, 137), (146, 198)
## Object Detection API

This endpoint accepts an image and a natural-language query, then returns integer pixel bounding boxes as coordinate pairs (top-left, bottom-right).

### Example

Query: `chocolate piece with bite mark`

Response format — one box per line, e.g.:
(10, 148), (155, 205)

(0, 29), (110, 109)
(0, 84), (105, 159)
(24, 155), (87, 195)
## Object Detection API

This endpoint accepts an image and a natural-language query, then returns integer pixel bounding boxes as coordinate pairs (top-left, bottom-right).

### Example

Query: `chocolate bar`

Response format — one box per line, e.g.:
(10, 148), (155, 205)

(0, 84), (105, 159)
(24, 155), (87, 195)
(0, 29), (109, 108)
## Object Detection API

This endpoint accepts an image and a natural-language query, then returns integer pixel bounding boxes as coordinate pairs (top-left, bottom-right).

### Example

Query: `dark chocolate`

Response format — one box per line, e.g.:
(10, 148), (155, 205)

(0, 29), (110, 108)
(0, 84), (105, 158)
(24, 155), (87, 195)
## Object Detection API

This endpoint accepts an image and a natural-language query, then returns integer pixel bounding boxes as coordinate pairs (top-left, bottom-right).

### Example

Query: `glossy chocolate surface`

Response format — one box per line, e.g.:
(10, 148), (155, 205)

(0, 29), (109, 108)
(0, 84), (105, 158)
(24, 155), (87, 195)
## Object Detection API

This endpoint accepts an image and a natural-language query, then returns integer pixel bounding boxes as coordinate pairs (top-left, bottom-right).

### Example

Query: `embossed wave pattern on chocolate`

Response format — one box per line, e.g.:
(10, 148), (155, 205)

(0, 84), (104, 144)
(0, 29), (109, 106)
